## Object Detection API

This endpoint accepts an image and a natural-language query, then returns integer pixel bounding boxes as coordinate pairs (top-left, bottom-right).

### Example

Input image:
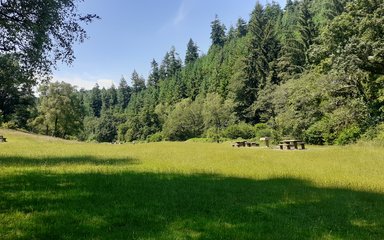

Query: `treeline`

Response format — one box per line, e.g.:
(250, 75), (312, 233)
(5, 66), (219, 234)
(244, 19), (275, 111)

(1, 0), (384, 144)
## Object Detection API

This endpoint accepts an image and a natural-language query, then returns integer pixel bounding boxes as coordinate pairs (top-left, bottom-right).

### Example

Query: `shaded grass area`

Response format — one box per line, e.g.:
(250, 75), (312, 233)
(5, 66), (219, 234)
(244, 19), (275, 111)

(0, 155), (139, 167)
(1, 167), (383, 239)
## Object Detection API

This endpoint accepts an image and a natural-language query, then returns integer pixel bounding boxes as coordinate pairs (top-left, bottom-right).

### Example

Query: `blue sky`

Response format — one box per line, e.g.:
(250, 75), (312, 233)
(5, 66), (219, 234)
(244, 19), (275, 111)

(53, 0), (286, 89)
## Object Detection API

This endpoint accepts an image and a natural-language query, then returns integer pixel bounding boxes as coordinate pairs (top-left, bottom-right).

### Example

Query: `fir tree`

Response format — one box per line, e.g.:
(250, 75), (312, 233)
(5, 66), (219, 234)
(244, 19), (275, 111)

(210, 15), (226, 47)
(185, 39), (199, 65)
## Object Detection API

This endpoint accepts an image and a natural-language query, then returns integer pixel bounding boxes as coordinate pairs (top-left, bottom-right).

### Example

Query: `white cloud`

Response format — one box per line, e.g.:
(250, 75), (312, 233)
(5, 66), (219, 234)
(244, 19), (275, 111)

(173, 1), (188, 25)
(52, 75), (116, 90)
(97, 79), (116, 89)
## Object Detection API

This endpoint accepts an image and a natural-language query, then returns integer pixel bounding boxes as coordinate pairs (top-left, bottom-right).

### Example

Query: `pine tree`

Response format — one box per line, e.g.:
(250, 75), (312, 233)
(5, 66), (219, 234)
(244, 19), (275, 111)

(210, 15), (226, 47)
(298, 0), (316, 65)
(131, 70), (146, 93)
(90, 84), (102, 117)
(147, 59), (160, 87)
(185, 39), (199, 65)
(236, 17), (248, 38)
(240, 2), (281, 121)
(168, 46), (182, 76)
(117, 77), (131, 110)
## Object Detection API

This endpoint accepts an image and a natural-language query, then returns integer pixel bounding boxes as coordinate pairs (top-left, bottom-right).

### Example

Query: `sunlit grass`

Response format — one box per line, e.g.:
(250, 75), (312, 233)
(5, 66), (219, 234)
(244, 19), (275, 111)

(1, 129), (384, 239)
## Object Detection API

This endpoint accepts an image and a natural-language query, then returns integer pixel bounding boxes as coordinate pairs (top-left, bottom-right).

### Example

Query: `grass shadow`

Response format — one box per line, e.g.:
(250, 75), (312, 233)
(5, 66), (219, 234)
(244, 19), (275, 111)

(1, 170), (384, 239)
(0, 155), (140, 167)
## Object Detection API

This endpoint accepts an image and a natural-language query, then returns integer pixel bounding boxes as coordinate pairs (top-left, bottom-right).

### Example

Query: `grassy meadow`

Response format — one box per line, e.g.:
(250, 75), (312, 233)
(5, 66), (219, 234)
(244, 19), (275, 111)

(1, 129), (384, 239)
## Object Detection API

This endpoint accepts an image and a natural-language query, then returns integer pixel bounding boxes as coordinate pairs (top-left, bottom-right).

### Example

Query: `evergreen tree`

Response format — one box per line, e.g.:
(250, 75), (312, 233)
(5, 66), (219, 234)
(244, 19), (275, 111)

(131, 70), (146, 93)
(210, 15), (226, 47)
(117, 77), (131, 110)
(147, 59), (160, 87)
(298, 0), (316, 65)
(159, 52), (170, 80)
(185, 39), (199, 65)
(159, 47), (182, 79)
(236, 17), (248, 38)
(90, 84), (102, 117)
(109, 84), (118, 108)
(227, 25), (237, 42)
(168, 46), (182, 76)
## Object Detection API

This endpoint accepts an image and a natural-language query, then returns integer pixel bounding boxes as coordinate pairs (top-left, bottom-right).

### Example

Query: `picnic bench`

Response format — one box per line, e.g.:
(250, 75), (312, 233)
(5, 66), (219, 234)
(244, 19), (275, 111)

(279, 140), (305, 150)
(232, 141), (259, 147)
(0, 135), (7, 142)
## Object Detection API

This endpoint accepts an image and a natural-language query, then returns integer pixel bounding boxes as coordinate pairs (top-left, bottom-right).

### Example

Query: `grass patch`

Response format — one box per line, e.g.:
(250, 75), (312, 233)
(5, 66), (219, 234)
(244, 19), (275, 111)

(1, 129), (384, 239)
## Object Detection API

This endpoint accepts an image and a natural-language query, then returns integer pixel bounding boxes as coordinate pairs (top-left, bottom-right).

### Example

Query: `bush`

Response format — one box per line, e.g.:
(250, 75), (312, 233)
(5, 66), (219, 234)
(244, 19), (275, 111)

(147, 132), (163, 142)
(254, 123), (274, 139)
(2, 120), (18, 130)
(222, 122), (255, 139)
(304, 122), (326, 145)
(334, 125), (361, 145)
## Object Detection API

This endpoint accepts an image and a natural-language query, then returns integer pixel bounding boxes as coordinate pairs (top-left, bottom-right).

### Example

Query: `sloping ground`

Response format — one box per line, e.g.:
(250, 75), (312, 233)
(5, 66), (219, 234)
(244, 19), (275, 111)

(0, 129), (74, 143)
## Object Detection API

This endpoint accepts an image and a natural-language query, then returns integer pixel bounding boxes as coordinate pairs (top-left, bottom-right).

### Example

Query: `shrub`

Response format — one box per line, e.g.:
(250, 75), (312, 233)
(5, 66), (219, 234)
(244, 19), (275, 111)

(222, 122), (255, 139)
(2, 120), (18, 130)
(254, 123), (274, 139)
(147, 132), (163, 142)
(334, 125), (361, 145)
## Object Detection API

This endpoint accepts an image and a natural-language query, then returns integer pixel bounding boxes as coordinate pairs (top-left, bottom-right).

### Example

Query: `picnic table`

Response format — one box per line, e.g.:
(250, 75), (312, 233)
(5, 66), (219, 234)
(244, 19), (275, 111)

(279, 139), (305, 150)
(0, 135), (7, 142)
(232, 141), (259, 147)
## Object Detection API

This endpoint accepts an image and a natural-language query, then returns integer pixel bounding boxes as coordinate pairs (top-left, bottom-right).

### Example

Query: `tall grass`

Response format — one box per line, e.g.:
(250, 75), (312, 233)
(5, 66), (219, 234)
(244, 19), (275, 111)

(1, 129), (384, 239)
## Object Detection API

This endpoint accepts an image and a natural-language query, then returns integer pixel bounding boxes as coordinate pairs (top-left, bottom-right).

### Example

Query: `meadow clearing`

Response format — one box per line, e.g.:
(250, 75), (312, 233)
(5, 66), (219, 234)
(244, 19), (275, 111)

(1, 129), (384, 239)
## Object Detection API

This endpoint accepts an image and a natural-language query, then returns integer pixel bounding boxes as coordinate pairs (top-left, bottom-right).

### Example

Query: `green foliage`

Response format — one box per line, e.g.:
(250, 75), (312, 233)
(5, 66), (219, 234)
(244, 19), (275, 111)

(16, 0), (384, 145)
(163, 98), (204, 141)
(0, 54), (36, 129)
(0, 0), (99, 77)
(210, 15), (226, 47)
(202, 93), (237, 133)
(334, 125), (361, 145)
(32, 82), (83, 138)
(222, 122), (255, 140)
(222, 122), (274, 140)
(185, 38), (199, 65)
(147, 132), (163, 142)
(131, 70), (146, 93)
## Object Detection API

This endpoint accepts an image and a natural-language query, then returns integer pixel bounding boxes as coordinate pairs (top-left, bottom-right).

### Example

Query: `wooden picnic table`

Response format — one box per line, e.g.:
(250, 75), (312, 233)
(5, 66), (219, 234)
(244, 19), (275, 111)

(279, 139), (305, 150)
(232, 141), (259, 147)
(0, 135), (7, 142)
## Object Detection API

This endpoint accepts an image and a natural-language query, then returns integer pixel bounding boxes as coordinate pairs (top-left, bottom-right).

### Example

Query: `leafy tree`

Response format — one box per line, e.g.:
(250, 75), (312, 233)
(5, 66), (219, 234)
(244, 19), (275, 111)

(163, 98), (204, 141)
(202, 93), (237, 137)
(32, 81), (83, 138)
(0, 54), (35, 128)
(0, 0), (99, 78)
(185, 38), (199, 65)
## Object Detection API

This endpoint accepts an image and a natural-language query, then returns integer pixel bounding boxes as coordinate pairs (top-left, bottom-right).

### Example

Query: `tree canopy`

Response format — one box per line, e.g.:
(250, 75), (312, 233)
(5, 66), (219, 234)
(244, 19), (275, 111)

(2, 0), (384, 145)
(0, 0), (99, 77)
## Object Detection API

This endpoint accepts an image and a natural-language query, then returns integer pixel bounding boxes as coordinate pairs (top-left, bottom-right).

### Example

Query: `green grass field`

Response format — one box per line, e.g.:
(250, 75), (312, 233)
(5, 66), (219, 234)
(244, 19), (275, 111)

(1, 129), (384, 239)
